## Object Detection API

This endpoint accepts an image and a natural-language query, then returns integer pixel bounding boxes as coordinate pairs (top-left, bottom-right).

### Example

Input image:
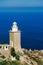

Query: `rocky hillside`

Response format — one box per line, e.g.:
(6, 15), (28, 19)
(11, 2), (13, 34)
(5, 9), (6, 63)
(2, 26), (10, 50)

(22, 49), (43, 65)
(0, 48), (43, 65)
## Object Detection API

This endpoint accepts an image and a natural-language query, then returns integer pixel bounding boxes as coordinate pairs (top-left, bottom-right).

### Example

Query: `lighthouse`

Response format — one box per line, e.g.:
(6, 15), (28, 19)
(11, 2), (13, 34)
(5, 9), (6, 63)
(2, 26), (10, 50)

(9, 22), (21, 52)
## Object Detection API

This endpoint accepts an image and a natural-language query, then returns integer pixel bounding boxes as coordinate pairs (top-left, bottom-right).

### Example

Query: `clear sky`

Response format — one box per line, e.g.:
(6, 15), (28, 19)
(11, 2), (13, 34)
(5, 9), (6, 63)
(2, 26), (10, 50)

(0, 0), (43, 7)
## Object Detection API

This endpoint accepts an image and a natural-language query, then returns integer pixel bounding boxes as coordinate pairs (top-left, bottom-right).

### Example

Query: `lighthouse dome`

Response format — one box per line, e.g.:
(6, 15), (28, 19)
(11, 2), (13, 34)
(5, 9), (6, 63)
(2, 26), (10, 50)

(12, 22), (18, 31)
(13, 22), (17, 25)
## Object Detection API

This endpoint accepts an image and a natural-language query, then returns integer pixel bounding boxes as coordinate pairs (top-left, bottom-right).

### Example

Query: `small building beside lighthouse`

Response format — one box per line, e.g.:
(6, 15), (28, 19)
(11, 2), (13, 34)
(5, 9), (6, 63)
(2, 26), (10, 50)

(9, 22), (21, 52)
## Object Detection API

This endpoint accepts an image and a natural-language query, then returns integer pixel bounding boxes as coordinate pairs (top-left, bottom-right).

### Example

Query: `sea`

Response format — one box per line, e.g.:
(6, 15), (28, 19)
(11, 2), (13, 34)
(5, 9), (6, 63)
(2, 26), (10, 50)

(0, 7), (43, 50)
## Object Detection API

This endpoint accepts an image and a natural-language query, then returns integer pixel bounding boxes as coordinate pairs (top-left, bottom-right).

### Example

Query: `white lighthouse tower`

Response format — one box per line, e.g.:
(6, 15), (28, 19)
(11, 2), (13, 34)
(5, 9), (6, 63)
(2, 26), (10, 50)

(9, 22), (21, 52)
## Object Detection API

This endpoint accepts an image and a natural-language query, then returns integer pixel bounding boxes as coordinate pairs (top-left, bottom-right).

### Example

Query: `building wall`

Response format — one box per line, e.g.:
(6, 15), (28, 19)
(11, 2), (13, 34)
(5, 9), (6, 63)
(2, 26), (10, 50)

(14, 31), (21, 51)
(10, 32), (14, 46)
(9, 31), (21, 52)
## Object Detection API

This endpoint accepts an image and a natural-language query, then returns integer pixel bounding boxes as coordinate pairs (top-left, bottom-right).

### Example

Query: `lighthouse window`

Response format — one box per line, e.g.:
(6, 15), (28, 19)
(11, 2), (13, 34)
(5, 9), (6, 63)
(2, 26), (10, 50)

(6, 46), (7, 48)
(0, 46), (2, 48)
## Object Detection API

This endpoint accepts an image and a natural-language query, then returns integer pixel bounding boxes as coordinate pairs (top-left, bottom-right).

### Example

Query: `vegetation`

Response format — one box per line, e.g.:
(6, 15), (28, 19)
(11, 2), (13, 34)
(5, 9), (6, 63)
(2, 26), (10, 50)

(10, 47), (20, 60)
(11, 61), (20, 65)
(1, 55), (6, 59)
(10, 47), (16, 57)
(0, 60), (7, 65)
(23, 50), (32, 57)
(30, 55), (43, 65)
(15, 53), (20, 60)
(37, 60), (43, 65)
(0, 60), (28, 65)
(23, 49), (43, 65)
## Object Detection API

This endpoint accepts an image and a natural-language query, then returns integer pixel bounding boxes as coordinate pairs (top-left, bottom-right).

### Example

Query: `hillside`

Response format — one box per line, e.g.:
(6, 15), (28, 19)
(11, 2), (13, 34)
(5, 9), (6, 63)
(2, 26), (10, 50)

(0, 48), (43, 65)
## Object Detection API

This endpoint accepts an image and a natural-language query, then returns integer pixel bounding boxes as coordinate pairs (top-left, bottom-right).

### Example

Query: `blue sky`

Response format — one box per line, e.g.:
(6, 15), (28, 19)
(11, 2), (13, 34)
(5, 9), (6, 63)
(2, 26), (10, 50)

(0, 0), (43, 7)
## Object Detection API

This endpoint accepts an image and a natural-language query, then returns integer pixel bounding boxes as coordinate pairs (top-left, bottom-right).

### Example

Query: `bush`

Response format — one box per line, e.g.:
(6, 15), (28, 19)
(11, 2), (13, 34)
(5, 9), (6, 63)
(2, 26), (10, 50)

(11, 61), (20, 65)
(10, 47), (16, 57)
(15, 54), (20, 60)
(10, 47), (20, 60)
(37, 60), (43, 65)
(1, 55), (6, 59)
(0, 60), (7, 65)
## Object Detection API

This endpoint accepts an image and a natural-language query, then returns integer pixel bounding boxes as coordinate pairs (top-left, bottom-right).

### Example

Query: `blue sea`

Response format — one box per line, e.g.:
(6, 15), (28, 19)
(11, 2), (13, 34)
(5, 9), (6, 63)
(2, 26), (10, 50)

(0, 7), (43, 50)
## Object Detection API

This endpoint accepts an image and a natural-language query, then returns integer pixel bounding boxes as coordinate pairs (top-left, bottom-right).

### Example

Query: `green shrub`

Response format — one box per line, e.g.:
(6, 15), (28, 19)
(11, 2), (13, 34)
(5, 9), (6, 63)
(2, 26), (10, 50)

(37, 60), (43, 65)
(10, 47), (16, 57)
(10, 47), (20, 60)
(1, 55), (6, 59)
(11, 61), (20, 65)
(0, 60), (7, 65)
(15, 54), (20, 60)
